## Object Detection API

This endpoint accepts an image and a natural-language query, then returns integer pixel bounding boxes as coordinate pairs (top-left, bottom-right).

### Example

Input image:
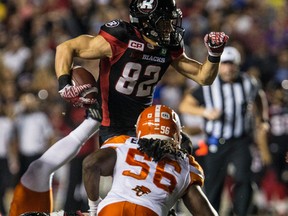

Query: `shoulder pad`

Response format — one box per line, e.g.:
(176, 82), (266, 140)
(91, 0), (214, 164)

(188, 155), (204, 186)
(100, 19), (132, 43)
(102, 135), (130, 146)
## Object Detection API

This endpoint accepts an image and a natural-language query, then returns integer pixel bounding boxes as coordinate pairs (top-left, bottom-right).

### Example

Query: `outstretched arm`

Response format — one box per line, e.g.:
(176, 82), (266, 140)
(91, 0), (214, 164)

(172, 32), (229, 85)
(182, 185), (218, 216)
(171, 53), (219, 85)
(82, 147), (116, 214)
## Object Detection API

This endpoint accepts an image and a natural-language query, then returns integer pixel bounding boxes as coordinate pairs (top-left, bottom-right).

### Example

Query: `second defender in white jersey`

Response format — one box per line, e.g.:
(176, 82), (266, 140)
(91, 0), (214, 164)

(83, 105), (218, 216)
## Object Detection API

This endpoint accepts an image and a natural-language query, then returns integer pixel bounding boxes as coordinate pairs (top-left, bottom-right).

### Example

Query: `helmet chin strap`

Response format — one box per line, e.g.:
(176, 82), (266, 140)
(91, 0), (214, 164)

(129, 15), (138, 24)
(137, 130), (141, 139)
(142, 35), (159, 46)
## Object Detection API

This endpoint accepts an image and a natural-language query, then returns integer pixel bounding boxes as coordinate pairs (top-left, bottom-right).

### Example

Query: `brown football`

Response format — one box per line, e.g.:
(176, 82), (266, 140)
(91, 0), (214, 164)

(71, 66), (97, 99)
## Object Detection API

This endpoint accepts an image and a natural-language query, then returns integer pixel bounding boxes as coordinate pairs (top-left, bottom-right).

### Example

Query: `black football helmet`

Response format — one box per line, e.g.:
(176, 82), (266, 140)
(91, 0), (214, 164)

(129, 0), (184, 47)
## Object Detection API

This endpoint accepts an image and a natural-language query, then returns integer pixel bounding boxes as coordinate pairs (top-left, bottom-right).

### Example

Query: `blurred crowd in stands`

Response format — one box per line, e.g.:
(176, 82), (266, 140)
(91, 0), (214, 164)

(0, 0), (287, 215)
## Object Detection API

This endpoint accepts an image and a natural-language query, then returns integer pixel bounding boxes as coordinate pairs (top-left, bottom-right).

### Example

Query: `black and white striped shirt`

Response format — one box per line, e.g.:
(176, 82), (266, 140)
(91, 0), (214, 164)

(193, 74), (259, 140)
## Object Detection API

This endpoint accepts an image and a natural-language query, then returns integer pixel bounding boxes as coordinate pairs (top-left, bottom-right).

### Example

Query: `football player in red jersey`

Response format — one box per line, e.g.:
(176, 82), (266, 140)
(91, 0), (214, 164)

(53, 0), (227, 214)
(83, 105), (218, 216)
(55, 0), (229, 144)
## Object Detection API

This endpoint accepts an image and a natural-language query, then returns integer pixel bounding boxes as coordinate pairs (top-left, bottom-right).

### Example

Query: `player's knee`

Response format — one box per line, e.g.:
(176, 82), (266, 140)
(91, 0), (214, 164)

(25, 160), (44, 177)
(25, 159), (54, 178)
(21, 158), (52, 190)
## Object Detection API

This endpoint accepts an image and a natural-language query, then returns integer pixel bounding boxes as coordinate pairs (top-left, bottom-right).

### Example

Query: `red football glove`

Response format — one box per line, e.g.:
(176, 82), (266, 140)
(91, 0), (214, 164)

(58, 84), (97, 107)
(204, 32), (229, 57)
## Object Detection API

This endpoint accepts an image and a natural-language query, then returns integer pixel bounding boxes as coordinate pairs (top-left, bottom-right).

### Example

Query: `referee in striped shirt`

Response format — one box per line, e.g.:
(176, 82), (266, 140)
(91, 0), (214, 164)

(179, 46), (271, 216)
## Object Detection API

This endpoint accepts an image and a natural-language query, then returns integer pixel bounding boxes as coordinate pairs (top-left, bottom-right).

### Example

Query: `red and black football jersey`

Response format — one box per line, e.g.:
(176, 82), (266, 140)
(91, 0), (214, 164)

(97, 19), (183, 130)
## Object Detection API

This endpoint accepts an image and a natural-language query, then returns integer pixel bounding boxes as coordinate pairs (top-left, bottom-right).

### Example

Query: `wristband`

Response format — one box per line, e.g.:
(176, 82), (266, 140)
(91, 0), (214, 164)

(58, 74), (72, 90)
(88, 197), (102, 211)
(208, 55), (220, 63)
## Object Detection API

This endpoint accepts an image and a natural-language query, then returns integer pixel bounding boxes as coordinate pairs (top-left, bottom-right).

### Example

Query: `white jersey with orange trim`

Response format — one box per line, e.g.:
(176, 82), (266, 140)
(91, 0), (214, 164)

(98, 135), (204, 216)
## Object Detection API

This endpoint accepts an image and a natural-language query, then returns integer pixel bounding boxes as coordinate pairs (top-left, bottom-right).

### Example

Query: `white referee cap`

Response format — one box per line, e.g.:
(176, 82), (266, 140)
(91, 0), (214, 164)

(220, 46), (241, 65)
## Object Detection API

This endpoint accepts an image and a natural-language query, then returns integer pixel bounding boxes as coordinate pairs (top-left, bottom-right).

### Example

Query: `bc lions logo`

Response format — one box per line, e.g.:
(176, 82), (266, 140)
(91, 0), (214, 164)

(138, 0), (158, 14)
(132, 185), (151, 196)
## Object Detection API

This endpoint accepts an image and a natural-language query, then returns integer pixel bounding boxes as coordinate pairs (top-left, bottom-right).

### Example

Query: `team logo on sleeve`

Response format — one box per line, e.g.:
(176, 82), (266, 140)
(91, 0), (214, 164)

(132, 185), (151, 196)
(105, 20), (120, 28)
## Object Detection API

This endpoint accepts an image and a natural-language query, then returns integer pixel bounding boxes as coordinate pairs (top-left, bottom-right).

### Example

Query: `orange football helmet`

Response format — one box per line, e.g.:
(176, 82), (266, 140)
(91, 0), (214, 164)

(136, 105), (182, 143)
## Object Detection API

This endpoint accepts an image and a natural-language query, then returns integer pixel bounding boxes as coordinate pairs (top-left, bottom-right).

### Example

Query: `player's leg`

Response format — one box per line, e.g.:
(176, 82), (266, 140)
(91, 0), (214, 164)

(231, 137), (253, 215)
(203, 144), (229, 212)
(10, 183), (52, 215)
(22, 117), (100, 192)
(10, 104), (102, 216)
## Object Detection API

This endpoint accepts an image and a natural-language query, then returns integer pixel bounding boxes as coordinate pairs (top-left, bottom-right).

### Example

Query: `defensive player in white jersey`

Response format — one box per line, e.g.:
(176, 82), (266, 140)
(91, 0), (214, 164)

(83, 105), (218, 216)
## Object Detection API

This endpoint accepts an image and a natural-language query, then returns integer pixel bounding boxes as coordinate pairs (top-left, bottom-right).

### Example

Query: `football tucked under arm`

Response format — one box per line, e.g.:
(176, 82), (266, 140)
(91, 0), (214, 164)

(58, 66), (98, 107)
(71, 66), (98, 100)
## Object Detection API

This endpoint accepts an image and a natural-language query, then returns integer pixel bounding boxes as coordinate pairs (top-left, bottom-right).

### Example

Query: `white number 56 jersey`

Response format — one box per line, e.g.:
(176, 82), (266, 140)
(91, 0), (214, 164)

(98, 135), (204, 216)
